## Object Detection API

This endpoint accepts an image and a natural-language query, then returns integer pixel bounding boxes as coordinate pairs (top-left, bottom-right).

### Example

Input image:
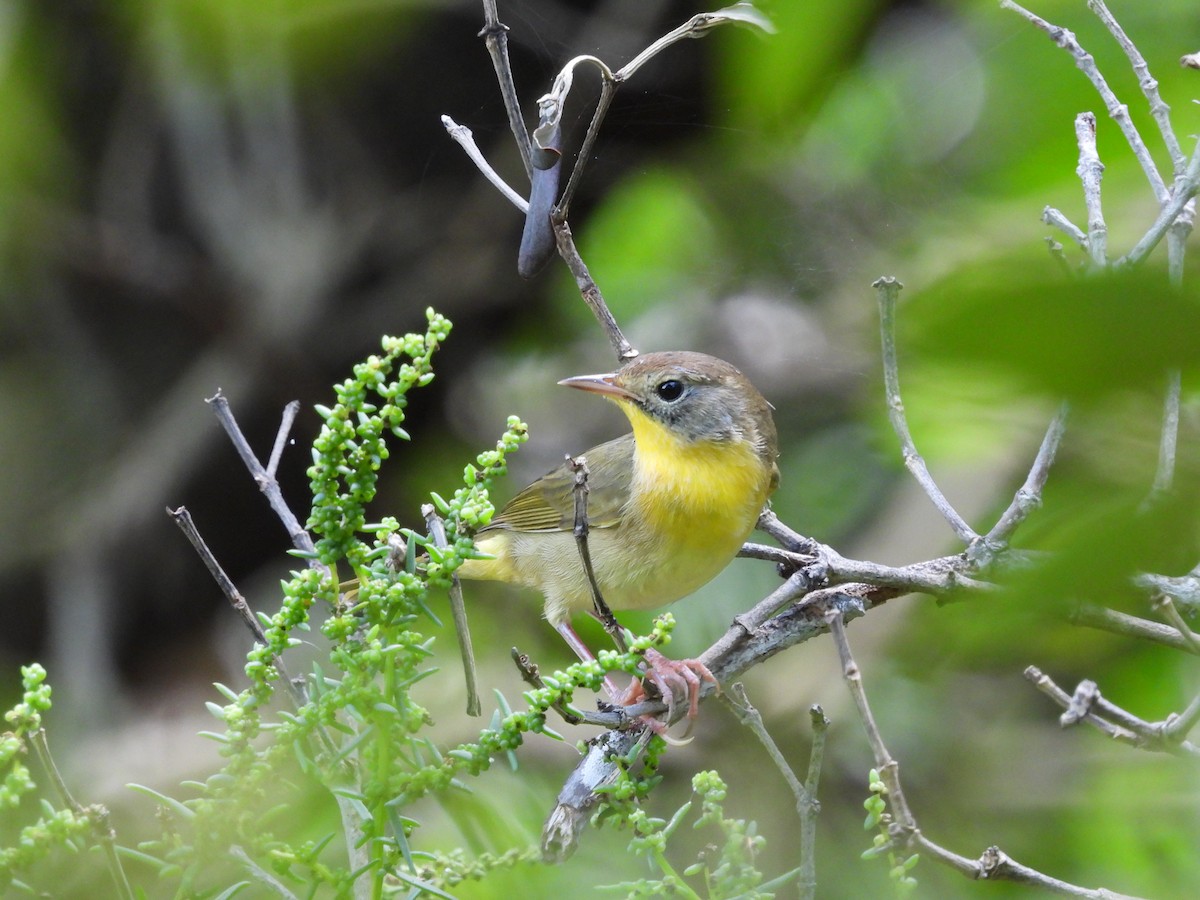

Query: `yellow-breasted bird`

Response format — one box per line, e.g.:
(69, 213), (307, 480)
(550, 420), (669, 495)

(457, 350), (779, 719)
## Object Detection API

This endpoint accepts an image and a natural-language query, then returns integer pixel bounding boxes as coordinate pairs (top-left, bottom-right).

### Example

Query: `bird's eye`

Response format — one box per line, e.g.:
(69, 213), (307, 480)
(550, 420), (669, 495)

(656, 379), (684, 402)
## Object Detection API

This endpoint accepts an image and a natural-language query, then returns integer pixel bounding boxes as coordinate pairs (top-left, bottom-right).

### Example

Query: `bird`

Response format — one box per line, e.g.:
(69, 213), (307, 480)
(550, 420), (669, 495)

(456, 350), (779, 723)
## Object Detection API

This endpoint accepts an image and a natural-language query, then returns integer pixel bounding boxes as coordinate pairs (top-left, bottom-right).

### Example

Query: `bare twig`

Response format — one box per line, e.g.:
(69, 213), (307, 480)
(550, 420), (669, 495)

(478, 0), (532, 180)
(985, 403), (1069, 546)
(1002, 0), (1167, 203)
(424, 505), (481, 717)
(1074, 112), (1107, 267)
(874, 276), (978, 544)
(801, 705), (829, 900)
(830, 614), (1148, 898)
(1071, 603), (1200, 655)
(553, 220), (637, 362)
(1118, 137), (1200, 269)
(231, 845), (301, 900)
(207, 391), (318, 557)
(510, 648), (583, 726)
(1025, 666), (1200, 758)
(29, 730), (134, 900)
(441, 116), (528, 213)
(723, 684), (823, 900)
(1042, 206), (1089, 249)
(1150, 369), (1181, 496)
(1086, 0), (1185, 173)
(1153, 594), (1200, 654)
(568, 456), (626, 652)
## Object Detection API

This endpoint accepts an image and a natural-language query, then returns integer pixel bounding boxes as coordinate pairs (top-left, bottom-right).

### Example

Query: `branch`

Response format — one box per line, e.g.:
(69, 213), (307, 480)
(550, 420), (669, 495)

(1086, 0), (1185, 174)
(1117, 137), (1200, 268)
(478, 0), (532, 180)
(830, 613), (1148, 899)
(874, 276), (978, 543)
(440, 116), (528, 213)
(568, 455), (626, 651)
(207, 391), (317, 558)
(985, 403), (1068, 546)
(167, 505), (306, 709)
(1002, 0), (1167, 203)
(722, 684), (823, 900)
(552, 219), (638, 362)
(1042, 206), (1088, 250)
(1070, 603), (1200, 656)
(1025, 666), (1200, 758)
(1074, 111), (1108, 267)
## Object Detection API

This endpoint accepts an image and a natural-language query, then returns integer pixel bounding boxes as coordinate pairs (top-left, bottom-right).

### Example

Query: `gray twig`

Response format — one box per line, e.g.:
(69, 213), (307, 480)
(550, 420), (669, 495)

(831, 613), (1148, 898)
(1042, 206), (1089, 249)
(1002, 1), (1167, 203)
(553, 219), (638, 362)
(874, 277), (978, 543)
(1074, 112), (1107, 267)
(568, 455), (626, 651)
(723, 684), (823, 900)
(985, 403), (1069, 546)
(1025, 666), (1200, 758)
(479, 0), (532, 179)
(1086, 0), (1185, 174)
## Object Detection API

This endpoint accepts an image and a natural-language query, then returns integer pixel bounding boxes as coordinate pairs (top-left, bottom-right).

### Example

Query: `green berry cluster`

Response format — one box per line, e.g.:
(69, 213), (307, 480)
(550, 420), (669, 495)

(596, 767), (788, 899)
(307, 308), (452, 570)
(0, 666), (121, 894)
(861, 768), (919, 896)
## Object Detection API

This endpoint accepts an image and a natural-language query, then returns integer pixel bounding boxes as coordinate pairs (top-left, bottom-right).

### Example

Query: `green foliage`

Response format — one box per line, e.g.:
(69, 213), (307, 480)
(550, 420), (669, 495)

(595, 768), (797, 899)
(860, 769), (919, 898)
(0, 665), (118, 895)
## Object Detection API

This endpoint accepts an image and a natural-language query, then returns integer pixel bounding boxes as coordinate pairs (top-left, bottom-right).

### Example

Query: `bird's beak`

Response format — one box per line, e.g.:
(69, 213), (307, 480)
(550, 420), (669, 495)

(557, 372), (637, 402)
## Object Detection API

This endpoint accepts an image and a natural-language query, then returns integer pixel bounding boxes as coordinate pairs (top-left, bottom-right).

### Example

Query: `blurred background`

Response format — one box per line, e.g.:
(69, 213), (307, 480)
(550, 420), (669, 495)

(2, 0), (1199, 896)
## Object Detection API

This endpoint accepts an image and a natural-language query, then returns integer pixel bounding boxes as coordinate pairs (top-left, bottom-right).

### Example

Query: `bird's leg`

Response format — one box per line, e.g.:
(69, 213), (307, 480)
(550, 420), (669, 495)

(554, 620), (627, 703)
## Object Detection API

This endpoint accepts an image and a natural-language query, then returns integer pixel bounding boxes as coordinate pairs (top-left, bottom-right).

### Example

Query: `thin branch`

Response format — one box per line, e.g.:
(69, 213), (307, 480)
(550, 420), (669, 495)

(441, 115), (528, 213)
(1025, 667), (1200, 758)
(168, 505), (310, 707)
(207, 391), (318, 557)
(567, 455), (627, 653)
(1150, 369), (1181, 496)
(552, 219), (637, 362)
(1070, 603), (1200, 656)
(874, 276), (978, 543)
(231, 845), (301, 900)
(1042, 206), (1089, 250)
(830, 613), (1148, 898)
(985, 403), (1069, 546)
(1118, 136), (1200, 269)
(801, 705), (829, 900)
(266, 400), (300, 480)
(510, 648), (583, 726)
(1086, 0), (1185, 174)
(1074, 111), (1108, 267)
(424, 505), (481, 717)
(478, 0), (532, 179)
(723, 684), (823, 900)
(1153, 594), (1200, 654)
(29, 731), (135, 900)
(1002, 0), (1167, 204)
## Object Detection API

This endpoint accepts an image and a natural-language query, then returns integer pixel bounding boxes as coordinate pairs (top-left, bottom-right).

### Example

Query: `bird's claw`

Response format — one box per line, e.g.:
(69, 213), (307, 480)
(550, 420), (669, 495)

(620, 648), (718, 739)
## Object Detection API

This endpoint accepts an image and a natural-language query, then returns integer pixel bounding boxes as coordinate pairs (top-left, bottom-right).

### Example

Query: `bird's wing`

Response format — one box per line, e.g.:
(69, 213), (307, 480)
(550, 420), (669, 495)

(483, 434), (634, 533)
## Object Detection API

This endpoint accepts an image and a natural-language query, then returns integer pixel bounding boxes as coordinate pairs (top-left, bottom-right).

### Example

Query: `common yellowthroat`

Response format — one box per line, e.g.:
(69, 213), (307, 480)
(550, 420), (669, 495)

(458, 351), (779, 715)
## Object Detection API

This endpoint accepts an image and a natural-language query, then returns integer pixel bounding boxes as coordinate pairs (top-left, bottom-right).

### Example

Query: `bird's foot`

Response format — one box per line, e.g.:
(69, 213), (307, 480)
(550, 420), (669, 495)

(621, 649), (718, 737)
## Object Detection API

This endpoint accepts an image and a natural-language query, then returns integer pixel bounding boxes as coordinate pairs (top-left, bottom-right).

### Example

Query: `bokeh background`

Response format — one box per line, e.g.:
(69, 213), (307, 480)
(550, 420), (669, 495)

(2, 0), (1199, 896)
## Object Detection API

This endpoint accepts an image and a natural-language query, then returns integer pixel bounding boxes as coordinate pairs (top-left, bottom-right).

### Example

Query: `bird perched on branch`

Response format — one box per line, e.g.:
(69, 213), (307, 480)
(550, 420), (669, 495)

(457, 350), (779, 724)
